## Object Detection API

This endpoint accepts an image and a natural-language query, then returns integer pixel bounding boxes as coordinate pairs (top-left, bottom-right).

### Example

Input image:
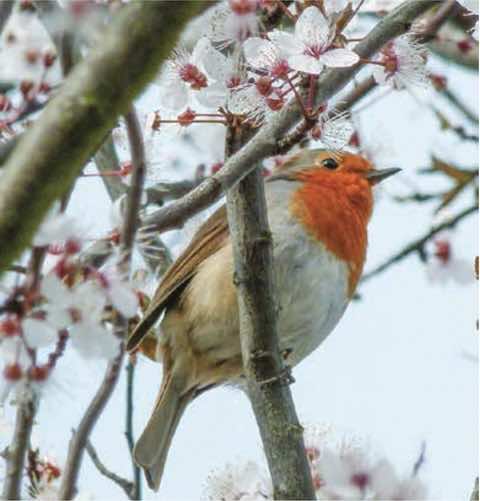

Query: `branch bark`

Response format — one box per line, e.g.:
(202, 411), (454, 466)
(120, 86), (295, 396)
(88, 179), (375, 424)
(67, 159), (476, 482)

(226, 165), (315, 499)
(0, 0), (205, 276)
(1, 392), (37, 500)
(223, 110), (314, 500)
(143, 0), (438, 235)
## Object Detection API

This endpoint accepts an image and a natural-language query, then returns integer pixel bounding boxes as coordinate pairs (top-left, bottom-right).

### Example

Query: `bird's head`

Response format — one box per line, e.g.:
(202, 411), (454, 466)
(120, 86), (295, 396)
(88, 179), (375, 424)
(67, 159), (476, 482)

(271, 149), (400, 188)
(269, 149), (400, 296)
(270, 149), (400, 222)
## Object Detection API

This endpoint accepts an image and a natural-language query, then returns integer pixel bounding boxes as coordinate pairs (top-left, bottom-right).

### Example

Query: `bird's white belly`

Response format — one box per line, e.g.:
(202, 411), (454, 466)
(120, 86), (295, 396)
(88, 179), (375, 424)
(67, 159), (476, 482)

(269, 186), (350, 366)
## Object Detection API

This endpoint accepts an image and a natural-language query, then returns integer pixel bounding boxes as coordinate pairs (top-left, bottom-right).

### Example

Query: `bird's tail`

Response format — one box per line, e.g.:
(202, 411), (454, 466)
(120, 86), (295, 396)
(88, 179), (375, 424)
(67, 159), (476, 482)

(133, 374), (193, 491)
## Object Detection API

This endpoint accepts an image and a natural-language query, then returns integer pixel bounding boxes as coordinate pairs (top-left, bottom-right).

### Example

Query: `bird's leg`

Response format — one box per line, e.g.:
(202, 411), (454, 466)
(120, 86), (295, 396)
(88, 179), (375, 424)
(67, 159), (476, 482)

(257, 365), (295, 387)
(250, 349), (295, 386)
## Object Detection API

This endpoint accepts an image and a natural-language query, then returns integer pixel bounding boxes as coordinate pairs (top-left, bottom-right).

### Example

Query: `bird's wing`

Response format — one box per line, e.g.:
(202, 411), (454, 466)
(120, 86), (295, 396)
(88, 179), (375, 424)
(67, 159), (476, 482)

(126, 206), (229, 352)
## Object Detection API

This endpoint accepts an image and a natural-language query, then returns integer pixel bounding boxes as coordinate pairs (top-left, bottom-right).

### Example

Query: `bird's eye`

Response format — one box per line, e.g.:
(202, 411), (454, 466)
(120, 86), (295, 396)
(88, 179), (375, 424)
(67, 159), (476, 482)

(322, 158), (338, 170)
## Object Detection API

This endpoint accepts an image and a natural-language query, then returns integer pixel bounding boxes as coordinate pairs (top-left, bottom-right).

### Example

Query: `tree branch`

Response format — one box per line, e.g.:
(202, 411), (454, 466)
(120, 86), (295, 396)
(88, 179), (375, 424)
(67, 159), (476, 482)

(143, 0), (438, 235)
(360, 204), (477, 283)
(125, 360), (141, 499)
(471, 477), (479, 501)
(58, 349), (124, 499)
(85, 439), (135, 499)
(226, 165), (315, 499)
(0, 0), (205, 276)
(1, 392), (37, 500)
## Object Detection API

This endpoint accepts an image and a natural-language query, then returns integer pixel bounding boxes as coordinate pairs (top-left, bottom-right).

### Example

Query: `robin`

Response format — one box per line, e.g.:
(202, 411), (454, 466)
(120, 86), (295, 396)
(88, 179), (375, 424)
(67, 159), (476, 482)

(126, 148), (400, 491)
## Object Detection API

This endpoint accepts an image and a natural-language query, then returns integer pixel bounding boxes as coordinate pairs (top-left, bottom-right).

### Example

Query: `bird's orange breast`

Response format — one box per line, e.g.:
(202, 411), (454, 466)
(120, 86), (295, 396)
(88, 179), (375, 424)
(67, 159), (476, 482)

(289, 170), (373, 297)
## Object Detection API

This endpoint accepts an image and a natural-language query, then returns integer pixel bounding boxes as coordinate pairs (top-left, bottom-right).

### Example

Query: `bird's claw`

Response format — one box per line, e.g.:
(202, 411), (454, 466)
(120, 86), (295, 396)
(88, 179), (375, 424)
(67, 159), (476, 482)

(258, 366), (295, 387)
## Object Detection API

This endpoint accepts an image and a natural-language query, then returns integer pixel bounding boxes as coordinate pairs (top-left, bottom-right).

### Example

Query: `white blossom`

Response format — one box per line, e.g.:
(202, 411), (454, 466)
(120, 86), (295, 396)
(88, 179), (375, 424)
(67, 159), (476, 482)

(426, 234), (474, 285)
(203, 425), (428, 500)
(209, 1), (258, 47)
(99, 272), (139, 319)
(372, 35), (428, 89)
(34, 203), (82, 247)
(243, 36), (291, 78)
(0, 10), (58, 84)
(35, 274), (120, 359)
(196, 38), (240, 109)
(311, 108), (355, 152)
(158, 38), (210, 112)
(270, 6), (359, 75)
(203, 461), (272, 501)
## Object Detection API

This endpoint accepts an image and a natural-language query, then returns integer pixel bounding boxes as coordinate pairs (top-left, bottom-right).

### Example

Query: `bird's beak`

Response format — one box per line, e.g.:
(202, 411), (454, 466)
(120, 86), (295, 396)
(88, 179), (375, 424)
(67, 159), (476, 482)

(364, 167), (401, 185)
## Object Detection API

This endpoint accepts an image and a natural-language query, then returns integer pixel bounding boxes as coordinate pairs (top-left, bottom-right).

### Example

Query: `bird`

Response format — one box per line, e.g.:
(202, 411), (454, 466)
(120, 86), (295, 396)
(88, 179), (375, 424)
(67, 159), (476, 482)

(126, 148), (400, 491)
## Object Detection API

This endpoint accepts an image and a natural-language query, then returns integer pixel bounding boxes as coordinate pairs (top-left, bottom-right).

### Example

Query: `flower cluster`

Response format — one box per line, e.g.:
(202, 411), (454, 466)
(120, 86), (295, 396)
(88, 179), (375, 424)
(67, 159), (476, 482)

(426, 232), (474, 285)
(372, 35), (428, 90)
(203, 425), (427, 500)
(150, 0), (430, 159)
(0, 206), (138, 404)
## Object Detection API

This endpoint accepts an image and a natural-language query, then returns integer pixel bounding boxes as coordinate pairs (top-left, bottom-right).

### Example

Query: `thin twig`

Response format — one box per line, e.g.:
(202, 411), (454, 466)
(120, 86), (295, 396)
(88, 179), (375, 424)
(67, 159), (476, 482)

(441, 87), (478, 126)
(412, 441), (426, 477)
(85, 439), (135, 498)
(361, 204), (477, 283)
(58, 106), (148, 500)
(58, 348), (125, 499)
(120, 109), (146, 270)
(125, 360), (141, 499)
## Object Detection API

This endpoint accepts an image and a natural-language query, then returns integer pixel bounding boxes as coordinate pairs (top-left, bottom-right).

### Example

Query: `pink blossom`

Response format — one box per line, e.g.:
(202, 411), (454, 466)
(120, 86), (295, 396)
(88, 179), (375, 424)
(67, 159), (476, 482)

(271, 6), (359, 75)
(372, 36), (428, 89)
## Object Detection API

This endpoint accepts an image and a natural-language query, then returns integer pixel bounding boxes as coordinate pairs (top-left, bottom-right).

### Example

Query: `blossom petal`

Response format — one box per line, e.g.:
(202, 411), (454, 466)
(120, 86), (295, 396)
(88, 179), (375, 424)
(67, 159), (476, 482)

(198, 38), (230, 80)
(320, 48), (359, 67)
(269, 30), (304, 58)
(288, 54), (323, 75)
(41, 274), (71, 306)
(295, 6), (330, 49)
(196, 81), (228, 108)
(160, 79), (189, 111)
(244, 37), (276, 69)
(22, 318), (57, 348)
(108, 282), (139, 318)
(325, 0), (348, 15)
(70, 323), (119, 359)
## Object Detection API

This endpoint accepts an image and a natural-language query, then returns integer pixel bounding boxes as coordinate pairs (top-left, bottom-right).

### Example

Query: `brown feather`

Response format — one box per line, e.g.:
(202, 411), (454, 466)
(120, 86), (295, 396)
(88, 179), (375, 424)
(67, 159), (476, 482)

(126, 206), (229, 352)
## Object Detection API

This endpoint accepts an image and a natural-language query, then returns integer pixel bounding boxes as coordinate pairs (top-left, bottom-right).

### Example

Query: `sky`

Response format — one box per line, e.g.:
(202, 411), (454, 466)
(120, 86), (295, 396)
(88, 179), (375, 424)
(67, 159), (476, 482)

(0, 14), (478, 501)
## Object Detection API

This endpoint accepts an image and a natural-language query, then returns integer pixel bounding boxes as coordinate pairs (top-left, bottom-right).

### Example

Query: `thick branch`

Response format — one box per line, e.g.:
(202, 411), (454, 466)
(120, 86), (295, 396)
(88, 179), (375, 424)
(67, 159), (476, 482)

(1, 393), (37, 500)
(361, 204), (477, 283)
(144, 0), (438, 234)
(0, 0), (205, 275)
(226, 168), (315, 499)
